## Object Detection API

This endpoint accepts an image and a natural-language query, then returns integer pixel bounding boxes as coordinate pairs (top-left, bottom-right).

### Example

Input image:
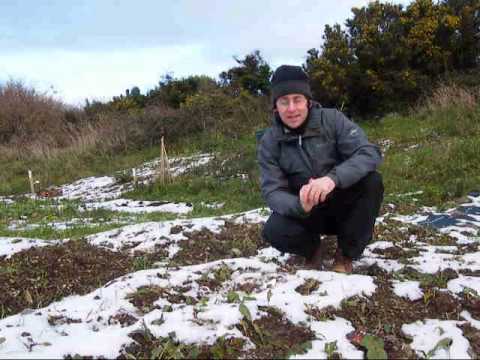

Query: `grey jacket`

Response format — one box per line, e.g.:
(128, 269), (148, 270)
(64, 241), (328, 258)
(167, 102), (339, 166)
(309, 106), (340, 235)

(257, 103), (382, 218)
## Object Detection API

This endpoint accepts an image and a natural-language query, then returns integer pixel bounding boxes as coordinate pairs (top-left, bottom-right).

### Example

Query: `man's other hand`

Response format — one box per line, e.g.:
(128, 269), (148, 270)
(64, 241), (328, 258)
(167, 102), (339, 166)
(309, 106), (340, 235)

(307, 177), (336, 204)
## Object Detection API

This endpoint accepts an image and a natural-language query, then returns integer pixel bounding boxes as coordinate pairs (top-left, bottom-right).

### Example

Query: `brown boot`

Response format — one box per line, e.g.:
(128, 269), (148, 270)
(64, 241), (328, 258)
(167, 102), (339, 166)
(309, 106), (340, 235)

(332, 248), (353, 273)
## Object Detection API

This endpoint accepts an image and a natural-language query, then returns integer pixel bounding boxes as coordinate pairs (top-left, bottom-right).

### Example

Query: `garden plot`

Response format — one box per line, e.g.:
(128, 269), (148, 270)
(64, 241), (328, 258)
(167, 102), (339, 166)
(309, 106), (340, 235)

(57, 153), (213, 203)
(0, 236), (67, 259)
(1, 169), (480, 357)
(0, 202), (479, 358)
(0, 245), (376, 359)
(1, 154), (216, 234)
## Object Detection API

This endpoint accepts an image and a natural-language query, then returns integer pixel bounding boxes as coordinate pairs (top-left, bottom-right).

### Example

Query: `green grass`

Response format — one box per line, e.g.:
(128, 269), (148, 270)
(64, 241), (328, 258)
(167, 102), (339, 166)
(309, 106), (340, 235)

(124, 132), (264, 217)
(0, 197), (179, 240)
(364, 104), (480, 208)
(0, 146), (166, 195)
(2, 101), (479, 224)
(0, 223), (125, 240)
(125, 176), (264, 218)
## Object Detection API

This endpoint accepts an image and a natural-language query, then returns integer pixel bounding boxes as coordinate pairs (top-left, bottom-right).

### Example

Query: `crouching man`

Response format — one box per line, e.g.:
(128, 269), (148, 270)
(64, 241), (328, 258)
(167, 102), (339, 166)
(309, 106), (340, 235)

(257, 65), (384, 273)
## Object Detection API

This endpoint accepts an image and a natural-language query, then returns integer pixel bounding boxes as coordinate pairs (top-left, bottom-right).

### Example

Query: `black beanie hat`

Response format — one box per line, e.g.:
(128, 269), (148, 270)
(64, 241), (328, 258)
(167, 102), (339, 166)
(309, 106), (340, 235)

(271, 65), (312, 106)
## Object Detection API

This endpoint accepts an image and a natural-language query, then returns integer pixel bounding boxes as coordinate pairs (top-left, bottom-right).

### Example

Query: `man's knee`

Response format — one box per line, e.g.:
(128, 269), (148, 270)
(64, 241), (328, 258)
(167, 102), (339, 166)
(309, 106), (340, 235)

(262, 213), (300, 244)
(359, 171), (384, 196)
(262, 213), (316, 256)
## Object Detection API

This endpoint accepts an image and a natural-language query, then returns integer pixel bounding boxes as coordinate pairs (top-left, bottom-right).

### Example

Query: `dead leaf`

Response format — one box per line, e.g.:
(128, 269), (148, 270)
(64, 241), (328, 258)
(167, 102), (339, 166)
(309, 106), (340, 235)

(24, 290), (33, 305)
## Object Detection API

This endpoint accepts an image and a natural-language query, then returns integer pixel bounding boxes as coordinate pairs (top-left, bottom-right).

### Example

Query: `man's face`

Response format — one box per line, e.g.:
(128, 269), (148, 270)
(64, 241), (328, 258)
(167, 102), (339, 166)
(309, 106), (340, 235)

(275, 94), (309, 129)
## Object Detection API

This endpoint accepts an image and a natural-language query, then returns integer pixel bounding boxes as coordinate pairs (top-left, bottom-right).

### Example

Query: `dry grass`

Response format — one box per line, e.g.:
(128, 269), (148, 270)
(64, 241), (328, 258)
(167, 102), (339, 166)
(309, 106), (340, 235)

(424, 83), (478, 111)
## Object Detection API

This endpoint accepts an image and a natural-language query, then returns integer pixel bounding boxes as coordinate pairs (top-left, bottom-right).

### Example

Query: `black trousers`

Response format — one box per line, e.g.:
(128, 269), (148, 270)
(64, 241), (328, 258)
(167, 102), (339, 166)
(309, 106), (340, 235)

(262, 171), (384, 259)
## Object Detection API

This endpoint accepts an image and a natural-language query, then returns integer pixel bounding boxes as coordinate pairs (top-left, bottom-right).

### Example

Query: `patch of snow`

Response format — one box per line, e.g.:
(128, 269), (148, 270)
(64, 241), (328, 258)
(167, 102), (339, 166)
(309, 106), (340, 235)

(86, 217), (226, 254)
(392, 280), (423, 301)
(266, 270), (376, 324)
(133, 153), (214, 179)
(0, 254), (375, 358)
(226, 208), (270, 224)
(354, 257), (404, 273)
(411, 245), (480, 273)
(355, 241), (405, 272)
(58, 176), (126, 202)
(392, 214), (429, 225)
(51, 153), (214, 203)
(0, 196), (15, 204)
(402, 319), (471, 359)
(200, 201), (225, 209)
(0, 237), (67, 259)
(460, 311), (480, 330)
(85, 199), (193, 214)
(364, 241), (395, 251)
(256, 247), (289, 263)
(378, 139), (393, 154)
(448, 275), (480, 295)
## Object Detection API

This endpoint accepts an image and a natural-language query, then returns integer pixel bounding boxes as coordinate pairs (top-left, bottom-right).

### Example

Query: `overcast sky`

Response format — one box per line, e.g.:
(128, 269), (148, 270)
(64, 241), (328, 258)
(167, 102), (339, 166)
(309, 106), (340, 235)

(0, 0), (411, 106)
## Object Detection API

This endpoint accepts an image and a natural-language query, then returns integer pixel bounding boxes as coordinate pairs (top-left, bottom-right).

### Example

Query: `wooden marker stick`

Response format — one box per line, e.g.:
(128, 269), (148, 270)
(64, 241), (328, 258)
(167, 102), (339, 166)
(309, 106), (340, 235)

(160, 137), (165, 184)
(28, 170), (35, 194)
(132, 168), (137, 184)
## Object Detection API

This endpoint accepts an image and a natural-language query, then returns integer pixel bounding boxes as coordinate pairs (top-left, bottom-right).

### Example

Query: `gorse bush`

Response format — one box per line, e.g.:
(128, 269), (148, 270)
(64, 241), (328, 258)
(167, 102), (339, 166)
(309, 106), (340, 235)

(305, 0), (480, 116)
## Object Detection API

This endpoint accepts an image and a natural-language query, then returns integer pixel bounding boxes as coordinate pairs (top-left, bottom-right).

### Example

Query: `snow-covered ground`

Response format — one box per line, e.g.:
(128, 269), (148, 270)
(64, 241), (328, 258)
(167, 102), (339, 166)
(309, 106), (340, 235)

(393, 193), (480, 244)
(1, 201), (480, 358)
(3, 154), (216, 232)
(57, 153), (213, 203)
(84, 199), (194, 214)
(1, 158), (480, 358)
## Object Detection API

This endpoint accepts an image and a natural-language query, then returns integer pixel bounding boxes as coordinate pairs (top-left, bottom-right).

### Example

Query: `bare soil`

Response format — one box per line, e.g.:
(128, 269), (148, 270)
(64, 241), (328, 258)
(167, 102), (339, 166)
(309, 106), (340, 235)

(0, 239), (134, 318)
(334, 267), (464, 359)
(237, 306), (315, 359)
(171, 222), (267, 266)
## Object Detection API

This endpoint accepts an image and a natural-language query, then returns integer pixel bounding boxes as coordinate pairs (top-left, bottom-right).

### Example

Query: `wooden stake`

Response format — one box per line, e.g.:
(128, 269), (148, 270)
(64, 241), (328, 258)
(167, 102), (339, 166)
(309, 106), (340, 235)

(160, 137), (165, 184)
(28, 170), (35, 195)
(162, 137), (171, 182)
(132, 168), (137, 184)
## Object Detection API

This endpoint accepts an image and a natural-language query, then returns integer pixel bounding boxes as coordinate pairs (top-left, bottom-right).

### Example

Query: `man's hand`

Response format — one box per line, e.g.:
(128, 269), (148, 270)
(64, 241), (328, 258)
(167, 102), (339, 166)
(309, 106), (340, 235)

(300, 176), (336, 212)
(299, 184), (315, 213)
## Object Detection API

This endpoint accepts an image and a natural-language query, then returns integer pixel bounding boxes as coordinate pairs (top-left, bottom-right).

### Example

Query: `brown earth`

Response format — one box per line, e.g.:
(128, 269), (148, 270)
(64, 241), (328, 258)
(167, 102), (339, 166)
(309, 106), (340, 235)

(126, 285), (198, 314)
(171, 222), (267, 266)
(333, 267), (464, 359)
(237, 306), (315, 359)
(0, 239), (134, 318)
(120, 327), (246, 359)
(2, 219), (479, 358)
(459, 323), (480, 358)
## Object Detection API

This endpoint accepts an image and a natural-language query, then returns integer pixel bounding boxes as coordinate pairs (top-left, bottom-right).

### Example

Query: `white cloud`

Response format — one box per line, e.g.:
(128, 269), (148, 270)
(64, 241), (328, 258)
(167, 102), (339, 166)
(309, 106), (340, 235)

(0, 45), (230, 106)
(0, 0), (414, 105)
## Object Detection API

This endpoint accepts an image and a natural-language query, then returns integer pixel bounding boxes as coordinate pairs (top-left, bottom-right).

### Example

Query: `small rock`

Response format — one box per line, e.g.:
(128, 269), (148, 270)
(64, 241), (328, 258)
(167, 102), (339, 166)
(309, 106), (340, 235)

(170, 225), (183, 235)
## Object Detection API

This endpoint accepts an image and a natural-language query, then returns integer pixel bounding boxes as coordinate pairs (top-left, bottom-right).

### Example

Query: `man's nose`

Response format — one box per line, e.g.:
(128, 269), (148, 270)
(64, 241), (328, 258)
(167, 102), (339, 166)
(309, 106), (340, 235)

(287, 102), (296, 111)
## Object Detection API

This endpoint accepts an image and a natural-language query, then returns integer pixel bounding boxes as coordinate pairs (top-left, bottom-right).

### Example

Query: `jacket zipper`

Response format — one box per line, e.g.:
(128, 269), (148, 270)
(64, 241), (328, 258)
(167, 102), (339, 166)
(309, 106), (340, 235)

(297, 134), (316, 178)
